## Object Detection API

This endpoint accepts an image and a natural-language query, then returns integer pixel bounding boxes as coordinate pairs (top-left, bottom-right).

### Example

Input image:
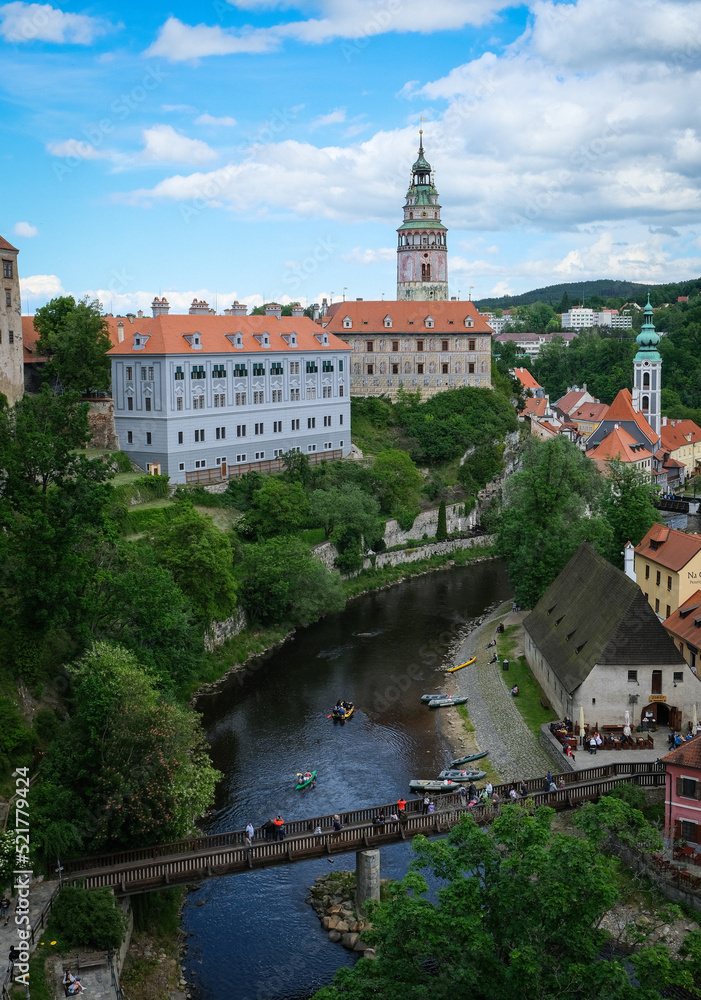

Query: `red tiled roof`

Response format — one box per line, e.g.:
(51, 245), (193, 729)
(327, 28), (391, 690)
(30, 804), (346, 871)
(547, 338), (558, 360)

(661, 736), (701, 769)
(635, 524), (701, 572)
(661, 419), (701, 453)
(605, 388), (657, 445)
(107, 314), (350, 356)
(571, 402), (609, 423)
(522, 397), (547, 418)
(663, 589), (701, 648)
(22, 313), (121, 363)
(514, 367), (541, 390)
(0, 235), (19, 253)
(539, 421), (560, 436)
(554, 389), (588, 415)
(588, 425), (645, 464)
(324, 299), (493, 334)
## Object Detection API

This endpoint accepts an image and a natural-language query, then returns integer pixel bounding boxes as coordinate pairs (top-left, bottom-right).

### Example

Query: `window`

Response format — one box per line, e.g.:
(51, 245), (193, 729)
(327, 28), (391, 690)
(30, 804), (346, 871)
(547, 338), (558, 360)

(656, 570), (661, 586)
(234, 364), (248, 377)
(195, 429), (205, 442)
(390, 363), (397, 375)
(213, 364), (226, 377)
(655, 598), (660, 613)
(441, 340), (449, 352)
(145, 397), (151, 411)
(682, 820), (698, 841)
(289, 361), (300, 375)
(191, 365), (205, 380)
(667, 605), (671, 618)
(146, 432), (152, 445)
(174, 366), (183, 381)
(441, 363), (449, 375)
(668, 575), (672, 591)
(255, 422), (264, 435)
(306, 362), (318, 373)
(417, 340), (424, 352)
(8, 330), (13, 345)
(148, 366), (154, 380)
(252, 363), (264, 376)
(468, 339), (476, 351)
(127, 396), (133, 411)
(674, 671), (684, 683)
(272, 389), (283, 403)
(339, 440), (344, 447)
(274, 420), (282, 433)
(366, 341), (374, 353)
(178, 431), (183, 444)
(253, 391), (264, 404)
(127, 431), (133, 444)
(339, 360), (344, 372)
(307, 387), (317, 399)
(339, 385), (344, 396)
(179, 463), (184, 471)
(367, 364), (374, 375)
(214, 393), (226, 407)
(236, 454), (247, 463)
(681, 778), (699, 799)
(193, 395), (205, 409)
(468, 362), (475, 374)
(290, 388), (300, 401)
(628, 670), (638, 682)
(308, 417), (316, 429)
(645, 565), (650, 580)
(255, 451), (265, 460)
(324, 441), (332, 450)
(271, 363), (283, 375)
(195, 460), (206, 469)
(273, 448), (283, 458)
(322, 385), (332, 398)
(126, 366), (133, 380)
(322, 361), (334, 372)
(291, 419), (300, 430)
(4, 290), (10, 307)
(392, 340), (399, 352)
(237, 425), (246, 437)
(308, 444), (317, 452)
(417, 364), (424, 375)
(339, 414), (344, 425)
(3, 260), (12, 279)
(324, 415), (331, 427)
(235, 391), (247, 406)
(216, 427), (226, 440)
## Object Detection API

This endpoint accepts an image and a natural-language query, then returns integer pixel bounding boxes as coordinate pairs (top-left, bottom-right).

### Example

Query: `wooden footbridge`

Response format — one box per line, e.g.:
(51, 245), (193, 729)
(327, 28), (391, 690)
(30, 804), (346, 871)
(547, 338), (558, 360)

(57, 762), (665, 896)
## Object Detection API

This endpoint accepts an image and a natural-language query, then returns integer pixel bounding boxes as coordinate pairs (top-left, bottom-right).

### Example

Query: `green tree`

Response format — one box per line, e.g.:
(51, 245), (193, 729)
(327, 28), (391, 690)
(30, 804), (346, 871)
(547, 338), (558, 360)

(153, 503), (236, 623)
(49, 886), (127, 950)
(598, 460), (659, 568)
(282, 449), (313, 486)
(314, 804), (696, 1000)
(398, 388), (518, 463)
(369, 449), (423, 526)
(35, 296), (112, 395)
(242, 477), (308, 538)
(309, 484), (381, 542)
(239, 536), (345, 625)
(496, 437), (611, 607)
(436, 500), (447, 541)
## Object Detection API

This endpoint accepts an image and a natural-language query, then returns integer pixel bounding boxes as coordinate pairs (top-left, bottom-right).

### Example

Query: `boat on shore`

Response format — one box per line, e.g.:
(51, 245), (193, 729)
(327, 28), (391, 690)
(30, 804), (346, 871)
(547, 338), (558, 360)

(409, 779), (465, 794)
(420, 693), (448, 703)
(449, 751), (488, 767)
(295, 770), (317, 790)
(438, 768), (487, 782)
(428, 696), (468, 708)
(446, 656), (476, 674)
(332, 702), (354, 721)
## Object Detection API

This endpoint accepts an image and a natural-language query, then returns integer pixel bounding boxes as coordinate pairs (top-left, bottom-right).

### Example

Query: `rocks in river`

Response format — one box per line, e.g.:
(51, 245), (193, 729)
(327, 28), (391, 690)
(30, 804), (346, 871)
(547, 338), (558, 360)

(335, 921), (350, 934)
(307, 870), (376, 958)
(342, 933), (359, 950)
(328, 930), (342, 943)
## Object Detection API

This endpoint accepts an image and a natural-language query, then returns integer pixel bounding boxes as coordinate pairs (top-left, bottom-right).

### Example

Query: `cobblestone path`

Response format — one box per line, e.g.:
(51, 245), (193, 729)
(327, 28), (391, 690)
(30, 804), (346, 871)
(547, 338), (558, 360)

(448, 604), (554, 782)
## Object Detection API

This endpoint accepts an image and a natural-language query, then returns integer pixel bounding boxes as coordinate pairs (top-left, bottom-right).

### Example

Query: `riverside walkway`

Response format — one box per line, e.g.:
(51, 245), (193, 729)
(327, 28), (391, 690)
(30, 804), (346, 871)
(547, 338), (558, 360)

(57, 761), (663, 896)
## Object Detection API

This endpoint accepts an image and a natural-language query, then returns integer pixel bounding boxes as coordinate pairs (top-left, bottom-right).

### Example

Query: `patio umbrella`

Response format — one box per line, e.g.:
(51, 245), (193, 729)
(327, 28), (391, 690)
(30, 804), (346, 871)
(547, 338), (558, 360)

(625, 709), (630, 727)
(580, 705), (585, 745)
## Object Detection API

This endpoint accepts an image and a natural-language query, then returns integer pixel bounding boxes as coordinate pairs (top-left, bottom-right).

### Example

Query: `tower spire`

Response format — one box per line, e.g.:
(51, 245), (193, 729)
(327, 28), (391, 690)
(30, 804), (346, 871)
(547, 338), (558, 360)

(396, 131), (449, 301)
(632, 292), (662, 438)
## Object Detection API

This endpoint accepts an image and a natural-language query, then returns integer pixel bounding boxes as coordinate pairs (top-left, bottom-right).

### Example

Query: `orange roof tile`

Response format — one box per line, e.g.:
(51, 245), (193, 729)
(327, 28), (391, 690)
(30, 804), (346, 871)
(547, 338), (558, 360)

(323, 299), (493, 334)
(663, 589), (701, 648)
(106, 314), (350, 356)
(635, 524), (701, 572)
(605, 388), (657, 444)
(539, 421), (560, 436)
(661, 736), (701, 769)
(571, 402), (609, 423)
(0, 235), (19, 252)
(588, 425), (647, 464)
(661, 419), (701, 453)
(522, 397), (547, 418)
(514, 367), (541, 390)
(554, 389), (588, 414)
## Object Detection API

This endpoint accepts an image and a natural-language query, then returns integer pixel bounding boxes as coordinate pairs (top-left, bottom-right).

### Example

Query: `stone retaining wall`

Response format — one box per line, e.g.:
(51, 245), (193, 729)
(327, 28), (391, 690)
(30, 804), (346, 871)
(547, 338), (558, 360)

(382, 504), (477, 548)
(205, 608), (247, 651)
(365, 534), (492, 571)
(540, 724), (577, 772)
(86, 398), (118, 450)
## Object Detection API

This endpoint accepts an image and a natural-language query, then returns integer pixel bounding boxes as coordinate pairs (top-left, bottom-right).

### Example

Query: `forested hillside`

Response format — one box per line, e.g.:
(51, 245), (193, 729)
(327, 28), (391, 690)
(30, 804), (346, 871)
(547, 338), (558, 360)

(476, 275), (701, 311)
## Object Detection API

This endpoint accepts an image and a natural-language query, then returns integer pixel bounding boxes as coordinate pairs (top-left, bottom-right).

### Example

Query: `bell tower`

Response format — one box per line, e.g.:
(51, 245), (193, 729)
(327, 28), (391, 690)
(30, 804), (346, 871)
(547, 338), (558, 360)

(396, 131), (449, 301)
(632, 293), (662, 438)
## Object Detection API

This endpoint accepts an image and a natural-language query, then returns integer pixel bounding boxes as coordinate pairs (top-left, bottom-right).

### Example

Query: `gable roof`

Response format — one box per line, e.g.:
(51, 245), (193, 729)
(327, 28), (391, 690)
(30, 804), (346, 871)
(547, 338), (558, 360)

(605, 388), (657, 445)
(522, 397), (547, 418)
(635, 524), (701, 572)
(524, 543), (684, 694)
(661, 419), (701, 453)
(571, 402), (609, 423)
(106, 313), (350, 356)
(514, 367), (541, 390)
(587, 425), (648, 466)
(324, 299), (493, 334)
(663, 589), (701, 647)
(661, 738), (701, 770)
(0, 235), (19, 253)
(554, 388), (589, 415)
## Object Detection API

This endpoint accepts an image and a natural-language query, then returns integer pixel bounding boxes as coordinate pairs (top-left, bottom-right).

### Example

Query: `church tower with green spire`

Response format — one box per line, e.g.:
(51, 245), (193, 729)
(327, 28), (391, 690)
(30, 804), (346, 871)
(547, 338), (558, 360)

(396, 130), (449, 301)
(632, 293), (662, 438)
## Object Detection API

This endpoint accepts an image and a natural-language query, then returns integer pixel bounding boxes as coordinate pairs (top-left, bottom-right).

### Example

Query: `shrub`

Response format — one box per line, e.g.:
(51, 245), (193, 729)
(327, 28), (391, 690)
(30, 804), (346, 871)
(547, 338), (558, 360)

(48, 886), (127, 951)
(436, 501), (448, 541)
(113, 451), (132, 473)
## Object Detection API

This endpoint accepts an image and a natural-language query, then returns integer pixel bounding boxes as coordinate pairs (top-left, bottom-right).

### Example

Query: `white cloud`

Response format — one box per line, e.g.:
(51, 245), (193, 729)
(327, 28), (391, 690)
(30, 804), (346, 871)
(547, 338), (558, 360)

(20, 274), (64, 298)
(143, 16), (281, 61)
(13, 221), (38, 238)
(46, 138), (109, 160)
(0, 2), (109, 44)
(162, 104), (198, 113)
(343, 247), (395, 265)
(309, 109), (346, 131)
(195, 113), (237, 127)
(140, 125), (217, 165)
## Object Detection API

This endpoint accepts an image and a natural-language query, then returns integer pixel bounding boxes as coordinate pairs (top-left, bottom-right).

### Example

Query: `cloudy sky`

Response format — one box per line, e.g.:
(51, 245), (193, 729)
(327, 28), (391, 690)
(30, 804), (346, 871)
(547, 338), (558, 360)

(3, 0), (701, 313)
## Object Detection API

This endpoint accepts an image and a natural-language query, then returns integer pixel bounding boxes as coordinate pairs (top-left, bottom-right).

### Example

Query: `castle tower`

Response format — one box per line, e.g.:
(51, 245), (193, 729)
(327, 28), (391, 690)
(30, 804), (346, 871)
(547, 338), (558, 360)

(0, 235), (23, 405)
(632, 293), (662, 438)
(396, 131), (448, 301)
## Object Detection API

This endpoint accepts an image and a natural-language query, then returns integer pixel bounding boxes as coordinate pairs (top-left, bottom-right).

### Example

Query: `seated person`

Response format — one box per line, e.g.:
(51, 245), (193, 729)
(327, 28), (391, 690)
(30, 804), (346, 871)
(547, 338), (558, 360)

(63, 971), (83, 995)
(510, 685), (519, 696)
(549, 780), (558, 792)
(373, 812), (385, 825)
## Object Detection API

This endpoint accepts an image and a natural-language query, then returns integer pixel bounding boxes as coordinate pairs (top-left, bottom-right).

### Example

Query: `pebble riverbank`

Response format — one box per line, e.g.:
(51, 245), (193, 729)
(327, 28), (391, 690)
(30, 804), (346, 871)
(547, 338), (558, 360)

(306, 871), (380, 959)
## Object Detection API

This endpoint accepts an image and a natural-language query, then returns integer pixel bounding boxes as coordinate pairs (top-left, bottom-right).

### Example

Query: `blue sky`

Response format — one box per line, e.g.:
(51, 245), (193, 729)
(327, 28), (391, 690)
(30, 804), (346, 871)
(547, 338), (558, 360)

(3, 0), (701, 314)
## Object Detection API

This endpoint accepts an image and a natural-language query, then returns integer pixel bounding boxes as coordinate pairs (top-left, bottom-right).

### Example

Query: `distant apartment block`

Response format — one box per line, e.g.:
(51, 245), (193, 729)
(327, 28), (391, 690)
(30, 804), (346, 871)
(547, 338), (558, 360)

(561, 307), (633, 330)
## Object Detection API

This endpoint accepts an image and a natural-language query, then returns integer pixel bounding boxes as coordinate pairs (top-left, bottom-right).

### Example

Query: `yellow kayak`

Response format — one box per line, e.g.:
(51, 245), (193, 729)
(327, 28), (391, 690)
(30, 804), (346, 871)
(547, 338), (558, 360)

(446, 656), (476, 673)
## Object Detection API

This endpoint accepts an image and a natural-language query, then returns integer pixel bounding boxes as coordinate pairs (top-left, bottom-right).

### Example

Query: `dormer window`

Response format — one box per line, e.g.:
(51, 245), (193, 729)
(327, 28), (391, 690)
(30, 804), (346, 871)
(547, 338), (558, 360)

(425, 316), (434, 329)
(132, 333), (149, 351)
(314, 332), (330, 346)
(384, 316), (392, 329)
(464, 316), (474, 328)
(281, 333), (297, 347)
(343, 316), (352, 329)
(182, 332), (202, 350)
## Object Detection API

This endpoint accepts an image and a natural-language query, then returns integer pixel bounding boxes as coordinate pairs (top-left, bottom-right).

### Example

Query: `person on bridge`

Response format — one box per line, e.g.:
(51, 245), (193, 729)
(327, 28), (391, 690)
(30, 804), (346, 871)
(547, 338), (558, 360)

(332, 815), (342, 834)
(373, 813), (385, 826)
(396, 798), (407, 823)
(245, 822), (254, 846)
(422, 794), (430, 814)
(273, 815), (285, 840)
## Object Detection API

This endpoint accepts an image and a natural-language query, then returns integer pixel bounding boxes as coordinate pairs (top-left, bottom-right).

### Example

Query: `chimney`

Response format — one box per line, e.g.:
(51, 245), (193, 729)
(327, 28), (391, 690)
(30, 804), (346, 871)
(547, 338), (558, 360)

(663, 416), (668, 426)
(356, 297), (363, 301)
(583, 382), (587, 391)
(126, 313), (135, 324)
(291, 305), (304, 317)
(189, 299), (211, 315)
(265, 303), (282, 320)
(312, 303), (320, 321)
(137, 309), (143, 319)
(117, 320), (124, 343)
(623, 541), (636, 583)
(151, 296), (170, 317)
(225, 301), (248, 316)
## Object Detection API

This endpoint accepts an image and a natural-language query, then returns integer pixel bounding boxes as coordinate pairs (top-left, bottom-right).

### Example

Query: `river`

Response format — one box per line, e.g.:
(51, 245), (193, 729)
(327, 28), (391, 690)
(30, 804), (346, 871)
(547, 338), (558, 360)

(184, 561), (511, 1000)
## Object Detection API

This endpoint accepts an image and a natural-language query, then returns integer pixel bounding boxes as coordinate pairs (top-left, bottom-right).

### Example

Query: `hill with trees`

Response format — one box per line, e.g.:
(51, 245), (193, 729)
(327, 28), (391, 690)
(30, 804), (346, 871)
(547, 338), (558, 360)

(476, 276), (701, 312)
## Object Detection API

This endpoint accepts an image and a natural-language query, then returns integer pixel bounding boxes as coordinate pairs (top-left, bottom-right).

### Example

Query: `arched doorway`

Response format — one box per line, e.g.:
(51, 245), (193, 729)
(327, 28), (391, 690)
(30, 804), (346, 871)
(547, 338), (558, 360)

(642, 702), (678, 728)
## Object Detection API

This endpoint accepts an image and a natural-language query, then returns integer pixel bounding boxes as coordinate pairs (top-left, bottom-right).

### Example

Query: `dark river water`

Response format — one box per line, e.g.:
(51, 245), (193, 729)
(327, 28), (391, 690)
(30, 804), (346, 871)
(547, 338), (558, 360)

(184, 561), (511, 1000)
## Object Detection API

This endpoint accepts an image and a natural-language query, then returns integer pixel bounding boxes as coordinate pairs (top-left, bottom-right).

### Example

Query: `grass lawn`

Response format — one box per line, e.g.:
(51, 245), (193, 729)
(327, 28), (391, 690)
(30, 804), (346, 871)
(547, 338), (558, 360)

(497, 624), (558, 737)
(128, 497), (173, 511)
(455, 704), (504, 785)
(299, 527), (327, 548)
(193, 505), (241, 532)
(111, 471), (144, 487)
